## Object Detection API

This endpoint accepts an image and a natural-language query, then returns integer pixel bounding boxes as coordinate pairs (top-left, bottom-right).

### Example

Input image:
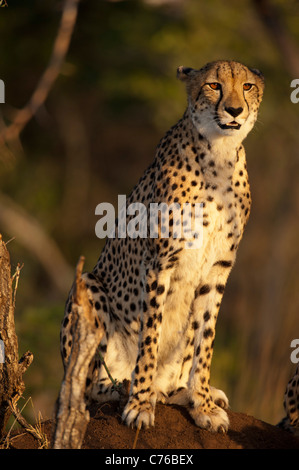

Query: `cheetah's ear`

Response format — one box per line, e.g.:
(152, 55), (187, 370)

(177, 66), (197, 82)
(249, 67), (265, 82)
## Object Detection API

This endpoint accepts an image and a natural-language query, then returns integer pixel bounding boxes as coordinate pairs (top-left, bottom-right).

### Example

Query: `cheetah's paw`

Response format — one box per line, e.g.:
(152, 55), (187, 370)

(210, 386), (229, 409)
(122, 398), (155, 429)
(189, 404), (229, 433)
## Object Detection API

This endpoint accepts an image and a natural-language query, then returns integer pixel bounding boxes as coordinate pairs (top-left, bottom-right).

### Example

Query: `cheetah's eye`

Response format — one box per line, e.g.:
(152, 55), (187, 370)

(243, 83), (253, 91)
(208, 82), (221, 91)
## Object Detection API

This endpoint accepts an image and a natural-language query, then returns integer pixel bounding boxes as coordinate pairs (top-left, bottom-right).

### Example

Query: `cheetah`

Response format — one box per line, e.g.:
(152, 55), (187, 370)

(278, 364), (299, 437)
(60, 60), (264, 433)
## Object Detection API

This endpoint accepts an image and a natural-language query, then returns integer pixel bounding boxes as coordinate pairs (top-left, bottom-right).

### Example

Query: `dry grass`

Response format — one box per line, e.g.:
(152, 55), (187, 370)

(0, 397), (49, 449)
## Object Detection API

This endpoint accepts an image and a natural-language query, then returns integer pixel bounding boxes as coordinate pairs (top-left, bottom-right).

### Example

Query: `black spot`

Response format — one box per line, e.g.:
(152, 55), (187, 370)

(216, 284), (225, 294)
(151, 280), (157, 291)
(214, 260), (232, 268)
(90, 285), (99, 293)
(157, 285), (165, 295)
(183, 354), (192, 363)
(146, 316), (153, 328)
(203, 311), (210, 321)
(203, 328), (214, 339)
(196, 285), (211, 296)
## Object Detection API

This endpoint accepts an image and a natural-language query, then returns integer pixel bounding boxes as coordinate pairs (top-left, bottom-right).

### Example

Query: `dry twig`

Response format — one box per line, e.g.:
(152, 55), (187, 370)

(8, 400), (47, 446)
(0, 0), (80, 157)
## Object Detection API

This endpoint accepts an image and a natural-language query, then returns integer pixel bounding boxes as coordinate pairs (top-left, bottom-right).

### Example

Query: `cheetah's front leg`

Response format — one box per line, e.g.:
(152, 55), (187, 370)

(122, 268), (171, 429)
(187, 262), (233, 433)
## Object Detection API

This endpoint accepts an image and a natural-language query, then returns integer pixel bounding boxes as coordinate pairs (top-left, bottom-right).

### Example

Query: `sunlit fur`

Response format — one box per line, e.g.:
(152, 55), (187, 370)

(61, 60), (264, 433)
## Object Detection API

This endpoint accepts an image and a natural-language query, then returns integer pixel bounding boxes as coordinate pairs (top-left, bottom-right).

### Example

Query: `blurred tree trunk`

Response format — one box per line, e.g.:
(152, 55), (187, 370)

(0, 235), (33, 438)
(56, 99), (91, 239)
(253, 0), (299, 77)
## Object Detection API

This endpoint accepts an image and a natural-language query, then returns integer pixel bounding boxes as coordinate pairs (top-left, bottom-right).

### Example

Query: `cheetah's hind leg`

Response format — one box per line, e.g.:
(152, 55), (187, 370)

(89, 350), (127, 405)
(60, 271), (116, 404)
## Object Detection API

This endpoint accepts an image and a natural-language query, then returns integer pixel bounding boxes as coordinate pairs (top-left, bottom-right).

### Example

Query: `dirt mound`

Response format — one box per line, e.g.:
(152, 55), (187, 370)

(7, 402), (299, 450)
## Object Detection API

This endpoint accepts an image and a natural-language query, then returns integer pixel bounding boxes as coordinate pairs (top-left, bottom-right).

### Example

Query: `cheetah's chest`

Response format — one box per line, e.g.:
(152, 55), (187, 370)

(158, 200), (242, 357)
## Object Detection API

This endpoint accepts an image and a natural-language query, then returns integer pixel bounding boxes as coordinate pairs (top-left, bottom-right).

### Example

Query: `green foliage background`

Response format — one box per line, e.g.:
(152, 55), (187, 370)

(0, 0), (299, 425)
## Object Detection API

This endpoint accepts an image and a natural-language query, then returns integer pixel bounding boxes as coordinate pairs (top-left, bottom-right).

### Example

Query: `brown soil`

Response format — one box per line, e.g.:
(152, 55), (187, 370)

(7, 402), (299, 450)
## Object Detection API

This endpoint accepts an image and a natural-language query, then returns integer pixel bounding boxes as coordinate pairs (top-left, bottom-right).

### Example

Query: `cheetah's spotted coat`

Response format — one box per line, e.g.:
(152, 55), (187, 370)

(61, 60), (265, 432)
(278, 363), (299, 437)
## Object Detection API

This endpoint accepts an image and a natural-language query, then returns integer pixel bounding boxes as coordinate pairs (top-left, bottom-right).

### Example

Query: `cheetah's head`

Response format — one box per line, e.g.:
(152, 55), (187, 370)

(177, 60), (264, 143)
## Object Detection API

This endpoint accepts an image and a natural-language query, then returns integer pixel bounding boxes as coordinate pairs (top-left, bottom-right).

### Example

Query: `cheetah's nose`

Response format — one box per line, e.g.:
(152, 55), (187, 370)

(225, 106), (243, 118)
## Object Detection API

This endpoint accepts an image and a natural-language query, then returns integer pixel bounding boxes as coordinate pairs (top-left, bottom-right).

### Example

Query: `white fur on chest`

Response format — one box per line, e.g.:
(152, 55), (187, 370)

(158, 191), (240, 362)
